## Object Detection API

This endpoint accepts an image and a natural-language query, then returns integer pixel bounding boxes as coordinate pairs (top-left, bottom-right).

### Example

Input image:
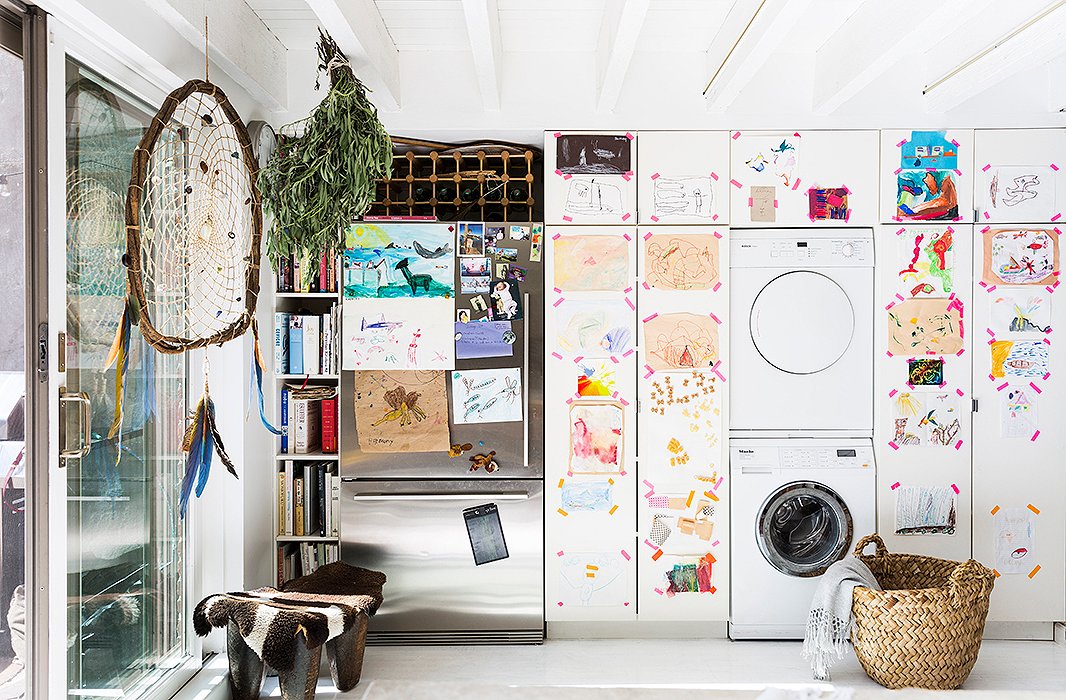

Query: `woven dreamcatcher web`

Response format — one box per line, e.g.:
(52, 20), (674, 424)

(119, 79), (278, 516)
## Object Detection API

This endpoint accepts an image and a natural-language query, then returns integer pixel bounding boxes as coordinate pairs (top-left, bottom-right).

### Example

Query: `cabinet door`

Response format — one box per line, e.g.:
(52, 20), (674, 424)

(971, 224), (1066, 622)
(880, 129), (974, 224)
(637, 131), (729, 224)
(544, 131), (637, 225)
(974, 129), (1066, 224)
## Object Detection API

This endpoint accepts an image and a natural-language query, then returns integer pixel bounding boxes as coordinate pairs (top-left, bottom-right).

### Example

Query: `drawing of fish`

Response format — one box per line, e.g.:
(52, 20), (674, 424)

(413, 240), (453, 258)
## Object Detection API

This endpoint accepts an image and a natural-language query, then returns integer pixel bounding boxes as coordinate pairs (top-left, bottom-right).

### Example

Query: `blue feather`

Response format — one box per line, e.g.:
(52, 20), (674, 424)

(252, 332), (282, 435)
(194, 397), (215, 499)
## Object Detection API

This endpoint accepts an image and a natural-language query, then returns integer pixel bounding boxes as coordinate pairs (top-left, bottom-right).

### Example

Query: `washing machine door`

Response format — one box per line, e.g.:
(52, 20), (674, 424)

(757, 481), (853, 577)
(749, 270), (855, 375)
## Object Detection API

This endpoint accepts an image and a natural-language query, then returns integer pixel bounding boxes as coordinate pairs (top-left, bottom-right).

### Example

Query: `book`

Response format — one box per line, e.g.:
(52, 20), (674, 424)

(317, 463), (328, 536)
(321, 397), (337, 453)
(292, 398), (322, 454)
(319, 251), (328, 293)
(273, 312), (291, 374)
(280, 387), (289, 453)
(277, 472), (286, 536)
(303, 463), (317, 537)
(284, 461), (294, 536)
(302, 315), (320, 375)
(294, 476), (305, 536)
(321, 311), (332, 375)
(330, 476), (341, 537)
(288, 316), (304, 375)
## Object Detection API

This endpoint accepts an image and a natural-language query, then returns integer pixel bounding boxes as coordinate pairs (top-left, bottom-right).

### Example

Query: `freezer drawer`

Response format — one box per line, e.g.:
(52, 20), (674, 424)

(341, 479), (544, 644)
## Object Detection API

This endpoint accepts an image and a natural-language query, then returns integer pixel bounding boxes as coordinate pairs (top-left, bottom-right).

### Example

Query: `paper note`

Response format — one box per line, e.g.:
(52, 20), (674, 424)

(455, 321), (513, 360)
(451, 368), (523, 424)
(993, 507), (1035, 574)
(749, 185), (776, 223)
(353, 370), (450, 453)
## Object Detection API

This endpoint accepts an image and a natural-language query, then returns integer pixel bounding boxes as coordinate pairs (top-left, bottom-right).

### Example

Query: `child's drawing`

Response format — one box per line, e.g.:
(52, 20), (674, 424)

(744, 135), (800, 187)
(652, 177), (714, 219)
(982, 228), (1059, 286)
(895, 485), (957, 536)
(342, 298), (455, 370)
(896, 226), (954, 296)
(1002, 386), (1038, 438)
(643, 233), (719, 291)
(662, 554), (716, 596)
(577, 362), (617, 397)
(887, 298), (964, 355)
(557, 552), (627, 606)
(451, 368), (522, 424)
(343, 222), (455, 299)
(645, 313), (719, 371)
(986, 166), (1056, 221)
(353, 370), (450, 453)
(993, 507), (1035, 574)
(990, 340), (1049, 379)
(555, 300), (634, 357)
(569, 400), (624, 474)
(560, 482), (612, 512)
(991, 290), (1052, 335)
(553, 234), (630, 291)
(564, 179), (625, 216)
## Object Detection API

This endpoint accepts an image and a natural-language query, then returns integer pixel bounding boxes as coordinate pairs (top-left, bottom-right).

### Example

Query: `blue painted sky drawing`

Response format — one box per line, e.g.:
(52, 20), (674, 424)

(901, 131), (958, 170)
(343, 223), (455, 299)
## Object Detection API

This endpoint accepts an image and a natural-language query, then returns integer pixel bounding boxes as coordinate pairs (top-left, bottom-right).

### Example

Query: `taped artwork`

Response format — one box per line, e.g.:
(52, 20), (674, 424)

(558, 552), (627, 606)
(900, 131), (958, 170)
(644, 313), (719, 371)
(553, 235), (630, 291)
(569, 400), (624, 474)
(981, 228), (1059, 286)
(343, 222), (455, 299)
(556, 134), (631, 175)
(887, 298), (964, 355)
(451, 368), (522, 424)
(749, 185), (776, 223)
(990, 290), (1052, 335)
(643, 233), (719, 291)
(1002, 386), (1038, 438)
(454, 320), (513, 360)
(993, 507), (1035, 574)
(908, 358), (944, 386)
(653, 177), (714, 218)
(897, 226), (954, 296)
(892, 391), (961, 447)
(577, 362), (617, 397)
(663, 554), (717, 596)
(560, 482), (612, 512)
(986, 166), (1056, 221)
(895, 485), (957, 536)
(353, 370), (450, 453)
(808, 187), (849, 220)
(644, 372), (722, 478)
(342, 298), (455, 370)
(744, 134), (800, 187)
(564, 179), (625, 217)
(555, 299), (634, 357)
(647, 494), (716, 554)
(990, 340), (1049, 379)
(896, 170), (959, 221)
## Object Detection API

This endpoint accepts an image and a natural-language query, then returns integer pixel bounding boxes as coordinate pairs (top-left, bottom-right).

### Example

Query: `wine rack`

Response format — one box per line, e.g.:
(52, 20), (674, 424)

(363, 138), (543, 222)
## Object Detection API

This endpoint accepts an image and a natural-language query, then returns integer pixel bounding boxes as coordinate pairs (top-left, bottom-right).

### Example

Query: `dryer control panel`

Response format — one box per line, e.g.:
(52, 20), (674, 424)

(731, 230), (874, 268)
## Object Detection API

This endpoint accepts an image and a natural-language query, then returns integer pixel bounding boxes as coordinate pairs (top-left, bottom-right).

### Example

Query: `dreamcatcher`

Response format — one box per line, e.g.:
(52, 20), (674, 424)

(117, 77), (279, 517)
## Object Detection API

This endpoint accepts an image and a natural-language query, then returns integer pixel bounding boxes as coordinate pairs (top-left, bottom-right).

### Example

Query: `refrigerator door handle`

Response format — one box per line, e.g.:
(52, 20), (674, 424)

(523, 291), (529, 468)
(350, 493), (531, 501)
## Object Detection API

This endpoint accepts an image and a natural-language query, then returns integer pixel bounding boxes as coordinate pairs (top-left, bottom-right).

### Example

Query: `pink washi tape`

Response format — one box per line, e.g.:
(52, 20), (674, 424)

(650, 172), (660, 180)
(730, 179), (742, 189)
(620, 550), (631, 561)
(731, 131), (741, 140)
(896, 139), (907, 147)
(1031, 430), (1041, 442)
(621, 213), (631, 222)
(951, 484), (960, 494)
(889, 389), (898, 397)
(643, 312), (659, 323)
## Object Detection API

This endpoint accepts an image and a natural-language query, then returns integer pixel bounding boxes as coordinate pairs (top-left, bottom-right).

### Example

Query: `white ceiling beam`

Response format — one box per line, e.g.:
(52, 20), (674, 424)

(460, 0), (503, 111)
(595, 0), (651, 113)
(702, 0), (811, 112)
(924, 0), (1066, 112)
(143, 0), (287, 111)
(1048, 55), (1066, 112)
(304, 0), (402, 111)
(813, 0), (993, 115)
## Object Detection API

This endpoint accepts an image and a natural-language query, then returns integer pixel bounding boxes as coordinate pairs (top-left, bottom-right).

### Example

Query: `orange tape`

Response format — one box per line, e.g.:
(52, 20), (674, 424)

(651, 549), (663, 561)
(704, 490), (720, 502)
(686, 491), (695, 508)
(990, 505), (1001, 515)
(557, 508), (568, 517)
(557, 479), (564, 488)
(1029, 565), (1041, 579)
(609, 504), (619, 515)
(1027, 504), (1041, 515)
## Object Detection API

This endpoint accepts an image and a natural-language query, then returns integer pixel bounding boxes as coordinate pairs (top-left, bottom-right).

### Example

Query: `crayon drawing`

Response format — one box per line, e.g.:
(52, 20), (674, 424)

(887, 298), (964, 355)
(569, 400), (624, 474)
(895, 485), (957, 536)
(982, 228), (1059, 286)
(896, 170), (959, 221)
(577, 362), (617, 397)
(991, 290), (1052, 335)
(892, 391), (960, 447)
(560, 482), (613, 512)
(553, 234), (630, 291)
(451, 368), (523, 424)
(643, 233), (720, 291)
(343, 222), (455, 299)
(555, 300), (634, 357)
(986, 166), (1056, 221)
(353, 370), (450, 453)
(652, 177), (714, 219)
(557, 552), (627, 606)
(644, 313), (719, 371)
(1002, 386), (1038, 438)
(897, 226), (954, 296)
(993, 507), (1035, 574)
(990, 340), (1049, 379)
(342, 298), (455, 370)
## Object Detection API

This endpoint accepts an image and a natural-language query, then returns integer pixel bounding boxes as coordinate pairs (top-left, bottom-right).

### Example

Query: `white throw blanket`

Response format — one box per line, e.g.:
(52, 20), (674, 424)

(802, 556), (881, 680)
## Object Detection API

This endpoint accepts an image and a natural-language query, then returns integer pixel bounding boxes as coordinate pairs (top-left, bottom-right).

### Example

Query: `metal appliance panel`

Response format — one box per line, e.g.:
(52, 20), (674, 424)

(340, 479), (544, 642)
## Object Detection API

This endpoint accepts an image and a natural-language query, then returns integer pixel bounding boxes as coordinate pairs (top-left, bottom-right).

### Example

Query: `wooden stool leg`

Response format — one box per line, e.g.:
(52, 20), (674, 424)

(226, 621), (265, 700)
(278, 634), (322, 700)
(324, 613), (369, 692)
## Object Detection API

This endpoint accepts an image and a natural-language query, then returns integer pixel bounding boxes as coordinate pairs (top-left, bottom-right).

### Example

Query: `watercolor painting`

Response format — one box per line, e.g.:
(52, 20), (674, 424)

(896, 170), (959, 221)
(353, 370), (450, 453)
(895, 485), (957, 536)
(887, 298), (964, 355)
(451, 368), (522, 424)
(744, 134), (800, 187)
(900, 130), (958, 170)
(560, 482), (613, 512)
(553, 234), (630, 291)
(986, 166), (1056, 221)
(652, 177), (714, 219)
(343, 222), (455, 299)
(982, 228), (1059, 286)
(643, 233), (719, 291)
(577, 362), (617, 397)
(991, 290), (1052, 335)
(1002, 386), (1038, 438)
(993, 507), (1035, 574)
(557, 552), (627, 606)
(555, 299), (634, 357)
(342, 298), (455, 370)
(990, 340), (1049, 379)
(644, 313), (719, 371)
(569, 400), (624, 474)
(897, 226), (954, 296)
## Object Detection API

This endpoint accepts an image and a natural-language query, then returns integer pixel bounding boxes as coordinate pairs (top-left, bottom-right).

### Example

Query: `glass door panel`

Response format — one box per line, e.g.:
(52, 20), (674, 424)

(63, 60), (189, 696)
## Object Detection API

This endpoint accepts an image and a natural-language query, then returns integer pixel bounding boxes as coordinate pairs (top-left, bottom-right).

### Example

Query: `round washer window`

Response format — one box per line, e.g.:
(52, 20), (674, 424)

(756, 481), (853, 577)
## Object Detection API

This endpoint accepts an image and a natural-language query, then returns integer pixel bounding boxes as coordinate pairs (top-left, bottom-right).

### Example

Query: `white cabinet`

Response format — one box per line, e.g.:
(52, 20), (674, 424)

(544, 131), (637, 225)
(880, 129), (974, 224)
(974, 129), (1066, 224)
(637, 131), (730, 225)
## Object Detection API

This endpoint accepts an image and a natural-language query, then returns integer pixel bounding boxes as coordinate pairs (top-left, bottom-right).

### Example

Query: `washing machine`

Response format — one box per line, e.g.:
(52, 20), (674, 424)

(730, 229), (874, 434)
(729, 438), (875, 639)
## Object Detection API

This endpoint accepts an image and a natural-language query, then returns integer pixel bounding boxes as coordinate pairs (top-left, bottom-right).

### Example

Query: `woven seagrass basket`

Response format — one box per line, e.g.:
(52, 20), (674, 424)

(851, 534), (996, 690)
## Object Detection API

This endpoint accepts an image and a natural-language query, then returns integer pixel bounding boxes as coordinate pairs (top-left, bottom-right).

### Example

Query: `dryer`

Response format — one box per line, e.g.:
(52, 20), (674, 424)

(730, 229), (874, 434)
(730, 439), (875, 639)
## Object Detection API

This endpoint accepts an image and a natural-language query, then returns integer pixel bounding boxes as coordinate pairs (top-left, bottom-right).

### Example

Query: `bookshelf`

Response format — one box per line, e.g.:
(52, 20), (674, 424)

(270, 253), (343, 586)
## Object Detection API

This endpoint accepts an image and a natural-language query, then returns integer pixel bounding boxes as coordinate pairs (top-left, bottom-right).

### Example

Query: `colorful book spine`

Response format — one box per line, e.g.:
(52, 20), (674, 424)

(277, 472), (286, 536)
(280, 387), (289, 453)
(294, 476), (305, 536)
(284, 460), (294, 536)
(321, 397), (337, 453)
(288, 316), (304, 375)
(302, 315), (320, 375)
(317, 463), (327, 536)
(274, 312), (291, 375)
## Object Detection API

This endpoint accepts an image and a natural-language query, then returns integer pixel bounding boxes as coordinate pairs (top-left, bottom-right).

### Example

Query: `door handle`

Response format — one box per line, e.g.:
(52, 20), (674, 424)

(351, 493), (530, 502)
(59, 388), (92, 464)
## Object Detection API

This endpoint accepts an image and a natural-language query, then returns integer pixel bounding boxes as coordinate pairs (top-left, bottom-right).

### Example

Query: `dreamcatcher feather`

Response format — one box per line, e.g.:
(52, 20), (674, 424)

(122, 79), (279, 517)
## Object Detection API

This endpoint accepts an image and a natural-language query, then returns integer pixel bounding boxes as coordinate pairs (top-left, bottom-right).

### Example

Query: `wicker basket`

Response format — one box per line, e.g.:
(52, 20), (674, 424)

(850, 534), (995, 690)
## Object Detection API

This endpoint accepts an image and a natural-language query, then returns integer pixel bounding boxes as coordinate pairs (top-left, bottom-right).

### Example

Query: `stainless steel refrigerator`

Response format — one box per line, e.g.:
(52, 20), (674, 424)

(340, 222), (545, 645)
